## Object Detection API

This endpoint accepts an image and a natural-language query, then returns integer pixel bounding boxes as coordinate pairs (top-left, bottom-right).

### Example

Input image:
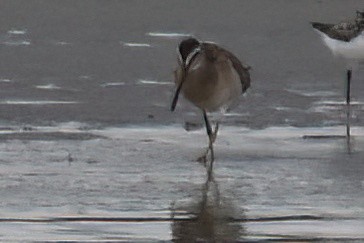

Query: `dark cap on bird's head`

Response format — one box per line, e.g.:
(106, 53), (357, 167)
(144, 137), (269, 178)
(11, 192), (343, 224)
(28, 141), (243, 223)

(356, 10), (364, 22)
(178, 37), (200, 64)
(357, 10), (364, 18)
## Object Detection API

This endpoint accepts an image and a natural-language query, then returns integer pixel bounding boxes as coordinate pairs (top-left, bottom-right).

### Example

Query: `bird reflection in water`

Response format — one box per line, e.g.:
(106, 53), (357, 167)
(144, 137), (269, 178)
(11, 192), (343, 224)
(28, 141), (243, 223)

(171, 174), (245, 241)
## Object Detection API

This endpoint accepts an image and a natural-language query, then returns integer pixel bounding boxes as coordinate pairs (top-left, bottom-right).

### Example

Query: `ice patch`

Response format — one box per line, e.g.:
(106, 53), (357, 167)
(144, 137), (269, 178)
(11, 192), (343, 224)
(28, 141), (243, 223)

(147, 32), (191, 38)
(122, 42), (151, 47)
(137, 79), (173, 85)
(101, 82), (126, 87)
(286, 89), (338, 97)
(310, 100), (364, 113)
(310, 106), (342, 113)
(0, 79), (12, 83)
(79, 75), (93, 80)
(274, 106), (293, 111)
(7, 29), (27, 35)
(314, 100), (364, 106)
(223, 112), (248, 117)
(54, 41), (71, 46)
(0, 100), (79, 105)
(35, 84), (62, 90)
(1, 29), (30, 46)
(2, 40), (31, 46)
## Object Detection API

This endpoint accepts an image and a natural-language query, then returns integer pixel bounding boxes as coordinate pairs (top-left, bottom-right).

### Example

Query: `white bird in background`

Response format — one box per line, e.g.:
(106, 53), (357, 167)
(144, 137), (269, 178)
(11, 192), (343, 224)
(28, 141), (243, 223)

(311, 10), (364, 137)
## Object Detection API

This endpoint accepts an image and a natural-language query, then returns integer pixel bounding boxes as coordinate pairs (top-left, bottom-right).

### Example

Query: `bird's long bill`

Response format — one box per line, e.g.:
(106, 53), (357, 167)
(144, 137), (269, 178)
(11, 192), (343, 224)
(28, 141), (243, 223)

(170, 81), (183, 112)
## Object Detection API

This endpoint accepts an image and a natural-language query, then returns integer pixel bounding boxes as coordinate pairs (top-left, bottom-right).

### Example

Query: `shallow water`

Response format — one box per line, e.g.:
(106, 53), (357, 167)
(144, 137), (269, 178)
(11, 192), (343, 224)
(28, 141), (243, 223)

(1, 0), (364, 241)
(0, 124), (363, 241)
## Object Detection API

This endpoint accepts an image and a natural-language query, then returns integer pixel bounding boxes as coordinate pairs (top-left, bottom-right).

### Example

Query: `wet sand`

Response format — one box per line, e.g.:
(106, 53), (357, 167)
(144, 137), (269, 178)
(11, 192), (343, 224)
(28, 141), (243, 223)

(1, 0), (364, 241)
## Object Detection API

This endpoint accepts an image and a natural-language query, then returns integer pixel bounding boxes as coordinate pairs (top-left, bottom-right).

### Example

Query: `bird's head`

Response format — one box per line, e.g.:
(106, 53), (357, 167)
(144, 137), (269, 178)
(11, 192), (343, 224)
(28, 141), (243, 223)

(171, 38), (200, 112)
(178, 37), (200, 66)
(356, 10), (364, 18)
(356, 10), (364, 25)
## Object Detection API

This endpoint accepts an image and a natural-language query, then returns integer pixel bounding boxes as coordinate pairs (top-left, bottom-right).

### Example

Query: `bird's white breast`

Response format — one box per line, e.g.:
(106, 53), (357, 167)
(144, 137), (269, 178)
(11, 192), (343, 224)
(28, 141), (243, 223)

(318, 30), (364, 60)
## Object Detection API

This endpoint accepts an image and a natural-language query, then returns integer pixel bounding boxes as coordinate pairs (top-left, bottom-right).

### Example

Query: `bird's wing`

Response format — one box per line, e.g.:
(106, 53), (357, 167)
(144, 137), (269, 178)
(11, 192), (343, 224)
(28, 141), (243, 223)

(311, 22), (361, 42)
(202, 42), (251, 93)
(226, 50), (251, 93)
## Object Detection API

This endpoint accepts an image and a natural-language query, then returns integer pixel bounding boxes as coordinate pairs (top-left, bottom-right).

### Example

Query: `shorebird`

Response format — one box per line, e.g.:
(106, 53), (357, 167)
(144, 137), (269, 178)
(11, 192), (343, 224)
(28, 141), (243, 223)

(170, 37), (250, 175)
(311, 11), (364, 137)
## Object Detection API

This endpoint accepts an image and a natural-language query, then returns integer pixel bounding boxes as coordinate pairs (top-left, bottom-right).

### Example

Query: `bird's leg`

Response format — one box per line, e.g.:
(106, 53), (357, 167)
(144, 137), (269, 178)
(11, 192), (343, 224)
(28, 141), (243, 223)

(206, 122), (220, 178)
(346, 69), (352, 138)
(197, 111), (216, 177)
(207, 137), (214, 178)
(197, 111), (212, 164)
(346, 69), (351, 105)
(203, 110), (214, 164)
(202, 111), (219, 147)
(346, 103), (351, 138)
